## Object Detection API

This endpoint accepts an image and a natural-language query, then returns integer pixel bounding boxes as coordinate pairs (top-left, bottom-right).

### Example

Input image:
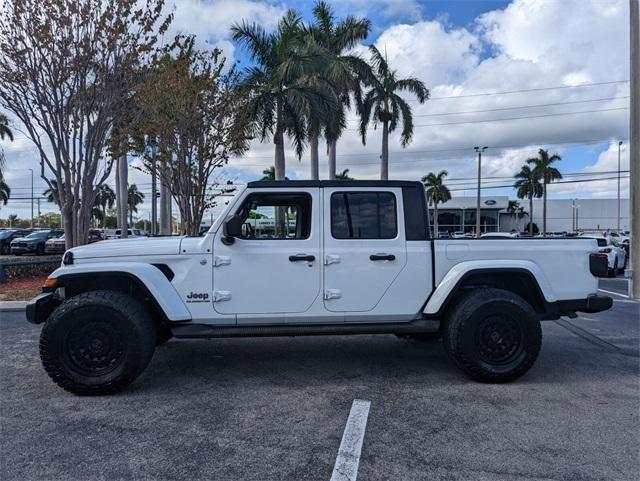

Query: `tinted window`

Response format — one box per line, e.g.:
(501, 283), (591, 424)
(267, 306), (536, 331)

(331, 192), (397, 239)
(26, 231), (49, 238)
(597, 239), (607, 247)
(0, 230), (16, 239)
(236, 193), (311, 240)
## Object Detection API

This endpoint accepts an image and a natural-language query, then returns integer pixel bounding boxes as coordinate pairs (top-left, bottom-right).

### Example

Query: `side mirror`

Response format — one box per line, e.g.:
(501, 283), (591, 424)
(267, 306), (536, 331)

(222, 214), (243, 245)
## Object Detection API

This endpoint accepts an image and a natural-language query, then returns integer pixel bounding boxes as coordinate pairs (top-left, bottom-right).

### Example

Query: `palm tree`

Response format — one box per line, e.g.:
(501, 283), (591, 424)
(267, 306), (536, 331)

(358, 46), (428, 180)
(0, 171), (10, 206)
(0, 113), (14, 174)
(507, 200), (527, 231)
(526, 149), (562, 236)
(260, 166), (289, 181)
(127, 184), (145, 225)
(305, 2), (370, 179)
(94, 184), (116, 228)
(514, 165), (543, 236)
(8, 214), (18, 226)
(422, 170), (451, 237)
(335, 168), (354, 180)
(232, 10), (337, 181)
(43, 179), (62, 204)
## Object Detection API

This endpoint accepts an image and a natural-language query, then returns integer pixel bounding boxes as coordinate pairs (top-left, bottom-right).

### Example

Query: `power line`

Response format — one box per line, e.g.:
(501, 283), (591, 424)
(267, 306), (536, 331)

(410, 80), (630, 101)
(448, 175), (630, 192)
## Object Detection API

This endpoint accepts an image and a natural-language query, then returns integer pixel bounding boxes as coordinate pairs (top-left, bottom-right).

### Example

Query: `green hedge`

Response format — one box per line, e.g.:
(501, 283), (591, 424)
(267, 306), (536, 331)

(0, 257), (61, 282)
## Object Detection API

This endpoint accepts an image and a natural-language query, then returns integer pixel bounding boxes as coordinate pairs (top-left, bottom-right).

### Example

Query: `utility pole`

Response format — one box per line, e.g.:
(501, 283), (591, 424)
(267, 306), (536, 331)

(474, 146), (488, 237)
(630, 0), (639, 298)
(618, 141), (623, 232)
(28, 168), (33, 228)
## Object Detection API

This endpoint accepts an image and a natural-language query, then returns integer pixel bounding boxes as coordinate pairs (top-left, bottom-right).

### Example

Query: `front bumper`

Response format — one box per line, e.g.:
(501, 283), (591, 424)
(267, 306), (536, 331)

(11, 244), (37, 254)
(44, 245), (64, 254)
(26, 292), (61, 324)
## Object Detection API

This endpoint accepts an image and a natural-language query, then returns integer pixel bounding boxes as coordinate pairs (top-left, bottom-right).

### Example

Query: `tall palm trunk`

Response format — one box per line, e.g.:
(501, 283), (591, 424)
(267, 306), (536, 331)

(542, 181), (547, 237)
(433, 202), (439, 237)
(529, 195), (534, 236)
(381, 120), (389, 180)
(328, 140), (337, 180)
(274, 128), (286, 181)
(309, 133), (319, 180)
(117, 151), (128, 238)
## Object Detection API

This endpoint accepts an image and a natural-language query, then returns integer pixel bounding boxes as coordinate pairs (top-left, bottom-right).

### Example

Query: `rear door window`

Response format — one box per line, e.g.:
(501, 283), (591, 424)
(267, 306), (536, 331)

(330, 192), (397, 239)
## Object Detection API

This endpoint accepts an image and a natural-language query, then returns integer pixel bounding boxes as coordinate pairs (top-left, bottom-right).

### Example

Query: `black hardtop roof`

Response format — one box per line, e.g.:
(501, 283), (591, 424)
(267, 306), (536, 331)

(246, 180), (424, 189)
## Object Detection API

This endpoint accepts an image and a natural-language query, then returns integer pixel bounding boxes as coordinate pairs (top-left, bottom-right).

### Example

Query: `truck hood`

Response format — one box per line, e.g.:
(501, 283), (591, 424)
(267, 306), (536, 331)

(69, 237), (184, 259)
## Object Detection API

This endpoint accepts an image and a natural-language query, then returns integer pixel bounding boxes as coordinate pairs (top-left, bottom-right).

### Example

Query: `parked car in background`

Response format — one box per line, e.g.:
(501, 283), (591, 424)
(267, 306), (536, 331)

(10, 229), (63, 255)
(44, 229), (104, 254)
(104, 228), (147, 239)
(480, 232), (520, 239)
(581, 236), (626, 277)
(0, 229), (32, 255)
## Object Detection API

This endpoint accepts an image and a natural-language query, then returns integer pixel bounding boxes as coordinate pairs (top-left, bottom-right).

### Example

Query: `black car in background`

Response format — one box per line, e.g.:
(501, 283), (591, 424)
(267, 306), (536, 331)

(10, 229), (64, 255)
(0, 229), (33, 255)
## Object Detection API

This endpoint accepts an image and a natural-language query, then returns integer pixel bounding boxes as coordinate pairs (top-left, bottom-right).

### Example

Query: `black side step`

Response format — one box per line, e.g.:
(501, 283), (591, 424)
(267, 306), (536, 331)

(171, 319), (440, 339)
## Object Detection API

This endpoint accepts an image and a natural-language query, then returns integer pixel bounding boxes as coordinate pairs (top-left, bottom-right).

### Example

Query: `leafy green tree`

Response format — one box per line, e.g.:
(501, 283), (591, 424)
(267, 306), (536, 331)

(260, 166), (289, 181)
(43, 179), (62, 204)
(507, 199), (527, 229)
(526, 149), (562, 236)
(232, 10), (337, 180)
(0, 112), (13, 173)
(304, 1), (370, 179)
(422, 170), (451, 237)
(358, 46), (428, 180)
(127, 184), (145, 225)
(514, 165), (543, 236)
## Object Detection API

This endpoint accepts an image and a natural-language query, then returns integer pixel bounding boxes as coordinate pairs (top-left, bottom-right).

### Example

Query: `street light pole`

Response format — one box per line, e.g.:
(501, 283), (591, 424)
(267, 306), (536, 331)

(618, 141), (623, 232)
(474, 146), (488, 237)
(28, 168), (33, 228)
(630, 0), (639, 298)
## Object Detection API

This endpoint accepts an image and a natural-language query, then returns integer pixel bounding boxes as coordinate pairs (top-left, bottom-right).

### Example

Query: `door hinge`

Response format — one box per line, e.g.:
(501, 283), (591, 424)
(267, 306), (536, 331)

(324, 254), (341, 265)
(213, 256), (231, 267)
(324, 289), (342, 300)
(213, 290), (232, 302)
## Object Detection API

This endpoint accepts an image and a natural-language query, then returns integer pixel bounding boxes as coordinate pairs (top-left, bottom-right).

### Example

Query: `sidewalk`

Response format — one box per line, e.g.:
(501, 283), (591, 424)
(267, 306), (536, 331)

(0, 301), (28, 312)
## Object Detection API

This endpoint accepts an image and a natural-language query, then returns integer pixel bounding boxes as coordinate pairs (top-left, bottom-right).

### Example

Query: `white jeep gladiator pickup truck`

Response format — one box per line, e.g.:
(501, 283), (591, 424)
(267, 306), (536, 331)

(27, 180), (612, 395)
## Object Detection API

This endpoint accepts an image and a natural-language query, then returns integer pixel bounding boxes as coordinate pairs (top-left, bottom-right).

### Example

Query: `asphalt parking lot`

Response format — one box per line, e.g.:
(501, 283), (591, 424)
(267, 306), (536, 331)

(1, 279), (638, 481)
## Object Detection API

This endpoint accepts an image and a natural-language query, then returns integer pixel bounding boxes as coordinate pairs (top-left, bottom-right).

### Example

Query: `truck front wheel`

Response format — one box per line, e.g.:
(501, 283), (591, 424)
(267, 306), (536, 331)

(443, 288), (542, 383)
(39, 290), (156, 395)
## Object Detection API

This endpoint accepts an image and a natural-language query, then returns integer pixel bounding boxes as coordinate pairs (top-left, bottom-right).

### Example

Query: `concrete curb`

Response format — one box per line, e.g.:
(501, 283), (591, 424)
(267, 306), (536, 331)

(0, 301), (28, 312)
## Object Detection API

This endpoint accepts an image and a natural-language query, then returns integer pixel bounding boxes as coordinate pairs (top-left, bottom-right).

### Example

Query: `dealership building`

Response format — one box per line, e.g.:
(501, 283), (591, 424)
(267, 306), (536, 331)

(430, 196), (631, 234)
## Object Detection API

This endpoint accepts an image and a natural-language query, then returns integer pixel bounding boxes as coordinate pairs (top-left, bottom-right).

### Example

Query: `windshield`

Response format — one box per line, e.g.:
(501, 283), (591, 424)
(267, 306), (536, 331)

(26, 231), (49, 239)
(0, 230), (16, 239)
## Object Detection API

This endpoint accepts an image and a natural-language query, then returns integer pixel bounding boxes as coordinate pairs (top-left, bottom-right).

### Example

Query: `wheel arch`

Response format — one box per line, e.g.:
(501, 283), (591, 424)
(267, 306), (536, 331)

(424, 262), (555, 317)
(47, 263), (191, 323)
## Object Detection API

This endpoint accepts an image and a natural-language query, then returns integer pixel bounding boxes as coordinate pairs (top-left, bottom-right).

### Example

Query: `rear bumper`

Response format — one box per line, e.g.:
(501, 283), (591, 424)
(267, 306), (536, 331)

(548, 294), (613, 319)
(26, 292), (61, 325)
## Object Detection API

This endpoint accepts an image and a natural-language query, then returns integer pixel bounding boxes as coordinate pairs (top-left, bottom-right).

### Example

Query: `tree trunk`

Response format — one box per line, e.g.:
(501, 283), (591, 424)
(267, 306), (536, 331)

(274, 129), (286, 181)
(309, 133), (319, 180)
(63, 206), (73, 250)
(117, 152), (128, 238)
(542, 181), (547, 237)
(381, 121), (389, 180)
(529, 195), (534, 236)
(328, 140), (337, 180)
(433, 203), (438, 237)
(159, 160), (171, 235)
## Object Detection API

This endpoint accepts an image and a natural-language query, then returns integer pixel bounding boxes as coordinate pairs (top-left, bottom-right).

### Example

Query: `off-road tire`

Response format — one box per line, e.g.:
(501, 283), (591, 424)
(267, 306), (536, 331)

(35, 243), (45, 255)
(40, 290), (156, 395)
(155, 324), (173, 346)
(443, 288), (542, 383)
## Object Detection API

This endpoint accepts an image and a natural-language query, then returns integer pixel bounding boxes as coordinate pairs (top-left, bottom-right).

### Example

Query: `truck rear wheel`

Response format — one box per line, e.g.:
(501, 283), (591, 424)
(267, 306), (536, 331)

(443, 288), (541, 383)
(39, 290), (156, 395)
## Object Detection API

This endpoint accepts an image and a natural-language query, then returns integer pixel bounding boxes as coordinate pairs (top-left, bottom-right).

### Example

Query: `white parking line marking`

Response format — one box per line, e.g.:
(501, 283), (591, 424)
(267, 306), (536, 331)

(330, 399), (371, 481)
(598, 288), (630, 299)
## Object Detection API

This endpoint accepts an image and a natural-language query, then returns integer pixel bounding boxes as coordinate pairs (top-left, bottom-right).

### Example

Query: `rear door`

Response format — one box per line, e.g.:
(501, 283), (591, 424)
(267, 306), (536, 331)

(323, 187), (407, 312)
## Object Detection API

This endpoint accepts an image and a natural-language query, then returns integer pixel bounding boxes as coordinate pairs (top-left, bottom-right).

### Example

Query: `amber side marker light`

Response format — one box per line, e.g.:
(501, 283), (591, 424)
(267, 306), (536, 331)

(42, 278), (58, 289)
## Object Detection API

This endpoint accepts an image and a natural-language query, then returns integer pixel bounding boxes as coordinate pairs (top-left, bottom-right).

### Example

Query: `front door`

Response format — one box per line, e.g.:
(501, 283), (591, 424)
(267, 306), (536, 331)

(323, 187), (407, 312)
(212, 189), (321, 322)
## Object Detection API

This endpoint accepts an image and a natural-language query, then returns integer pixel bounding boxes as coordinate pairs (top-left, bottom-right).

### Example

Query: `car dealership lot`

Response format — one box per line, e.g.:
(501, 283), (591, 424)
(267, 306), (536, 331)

(1, 280), (638, 481)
